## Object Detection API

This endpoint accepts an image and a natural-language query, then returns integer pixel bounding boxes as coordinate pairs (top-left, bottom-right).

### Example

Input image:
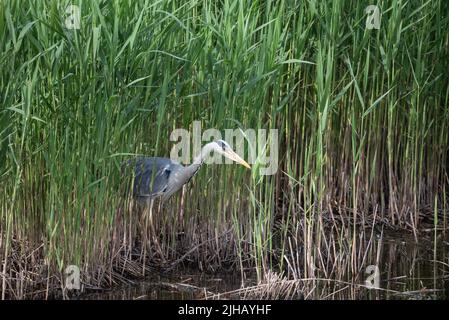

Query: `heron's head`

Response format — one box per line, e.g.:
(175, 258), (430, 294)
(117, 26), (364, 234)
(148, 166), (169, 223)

(212, 140), (251, 169)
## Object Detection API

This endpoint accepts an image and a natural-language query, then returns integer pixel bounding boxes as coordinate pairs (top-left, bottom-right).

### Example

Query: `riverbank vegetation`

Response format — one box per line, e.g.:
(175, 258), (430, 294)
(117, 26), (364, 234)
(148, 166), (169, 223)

(1, 0), (448, 299)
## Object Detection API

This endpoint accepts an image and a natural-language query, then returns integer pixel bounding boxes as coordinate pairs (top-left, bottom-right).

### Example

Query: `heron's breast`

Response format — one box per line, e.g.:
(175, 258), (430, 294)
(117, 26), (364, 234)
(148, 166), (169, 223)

(163, 172), (184, 195)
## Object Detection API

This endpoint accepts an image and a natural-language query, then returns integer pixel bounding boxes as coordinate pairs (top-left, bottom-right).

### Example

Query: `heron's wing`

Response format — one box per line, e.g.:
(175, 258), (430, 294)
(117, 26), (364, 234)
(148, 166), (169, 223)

(127, 157), (178, 198)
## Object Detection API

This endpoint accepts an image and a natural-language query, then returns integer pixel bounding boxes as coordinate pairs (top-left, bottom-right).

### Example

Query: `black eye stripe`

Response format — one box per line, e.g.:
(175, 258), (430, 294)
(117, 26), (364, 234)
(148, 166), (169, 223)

(217, 140), (230, 150)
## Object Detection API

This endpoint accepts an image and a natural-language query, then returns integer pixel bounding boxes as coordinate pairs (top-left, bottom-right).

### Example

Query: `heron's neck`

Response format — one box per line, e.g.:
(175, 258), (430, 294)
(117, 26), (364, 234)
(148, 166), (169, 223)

(192, 142), (215, 166)
(183, 143), (213, 180)
(185, 142), (215, 177)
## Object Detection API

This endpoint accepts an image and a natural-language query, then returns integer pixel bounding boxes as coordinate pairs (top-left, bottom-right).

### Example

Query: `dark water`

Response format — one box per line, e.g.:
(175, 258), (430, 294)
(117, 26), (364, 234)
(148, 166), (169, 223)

(79, 273), (246, 300)
(78, 231), (449, 300)
(363, 231), (449, 300)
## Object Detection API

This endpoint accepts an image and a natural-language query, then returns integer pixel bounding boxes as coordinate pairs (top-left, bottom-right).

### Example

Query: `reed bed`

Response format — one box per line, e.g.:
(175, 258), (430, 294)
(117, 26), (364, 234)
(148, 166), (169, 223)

(1, 0), (448, 299)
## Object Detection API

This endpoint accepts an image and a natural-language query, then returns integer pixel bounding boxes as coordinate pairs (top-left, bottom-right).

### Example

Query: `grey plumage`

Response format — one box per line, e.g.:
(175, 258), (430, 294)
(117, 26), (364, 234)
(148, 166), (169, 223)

(125, 157), (200, 203)
(123, 140), (250, 205)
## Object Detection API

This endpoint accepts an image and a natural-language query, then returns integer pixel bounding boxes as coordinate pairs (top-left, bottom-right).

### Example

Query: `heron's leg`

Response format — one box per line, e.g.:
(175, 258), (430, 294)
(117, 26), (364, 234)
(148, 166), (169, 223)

(140, 200), (150, 275)
(179, 185), (185, 229)
(148, 199), (166, 263)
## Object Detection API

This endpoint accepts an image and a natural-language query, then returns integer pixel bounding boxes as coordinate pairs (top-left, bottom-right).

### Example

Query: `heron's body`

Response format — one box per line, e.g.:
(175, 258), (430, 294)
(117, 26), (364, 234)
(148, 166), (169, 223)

(124, 140), (250, 205)
(129, 156), (200, 202)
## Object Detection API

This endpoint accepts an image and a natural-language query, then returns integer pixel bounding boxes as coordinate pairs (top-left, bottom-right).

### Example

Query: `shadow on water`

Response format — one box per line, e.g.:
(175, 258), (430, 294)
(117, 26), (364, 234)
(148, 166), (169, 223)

(78, 230), (449, 300)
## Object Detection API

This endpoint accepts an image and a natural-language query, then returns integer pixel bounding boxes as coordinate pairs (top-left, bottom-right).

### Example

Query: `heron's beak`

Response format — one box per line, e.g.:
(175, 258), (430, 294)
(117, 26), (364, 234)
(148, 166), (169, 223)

(224, 150), (251, 169)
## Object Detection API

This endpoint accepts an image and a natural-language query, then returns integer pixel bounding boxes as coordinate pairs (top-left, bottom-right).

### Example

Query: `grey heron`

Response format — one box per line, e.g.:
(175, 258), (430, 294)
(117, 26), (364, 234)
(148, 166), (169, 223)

(125, 140), (250, 204)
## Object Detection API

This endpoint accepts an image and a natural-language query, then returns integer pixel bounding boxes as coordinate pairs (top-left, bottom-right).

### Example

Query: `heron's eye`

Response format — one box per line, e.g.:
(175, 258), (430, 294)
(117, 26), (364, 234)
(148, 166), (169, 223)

(217, 140), (226, 150)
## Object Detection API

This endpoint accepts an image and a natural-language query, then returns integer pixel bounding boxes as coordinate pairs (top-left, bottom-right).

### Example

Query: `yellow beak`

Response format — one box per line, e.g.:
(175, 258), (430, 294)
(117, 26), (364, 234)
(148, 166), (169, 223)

(224, 150), (251, 169)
